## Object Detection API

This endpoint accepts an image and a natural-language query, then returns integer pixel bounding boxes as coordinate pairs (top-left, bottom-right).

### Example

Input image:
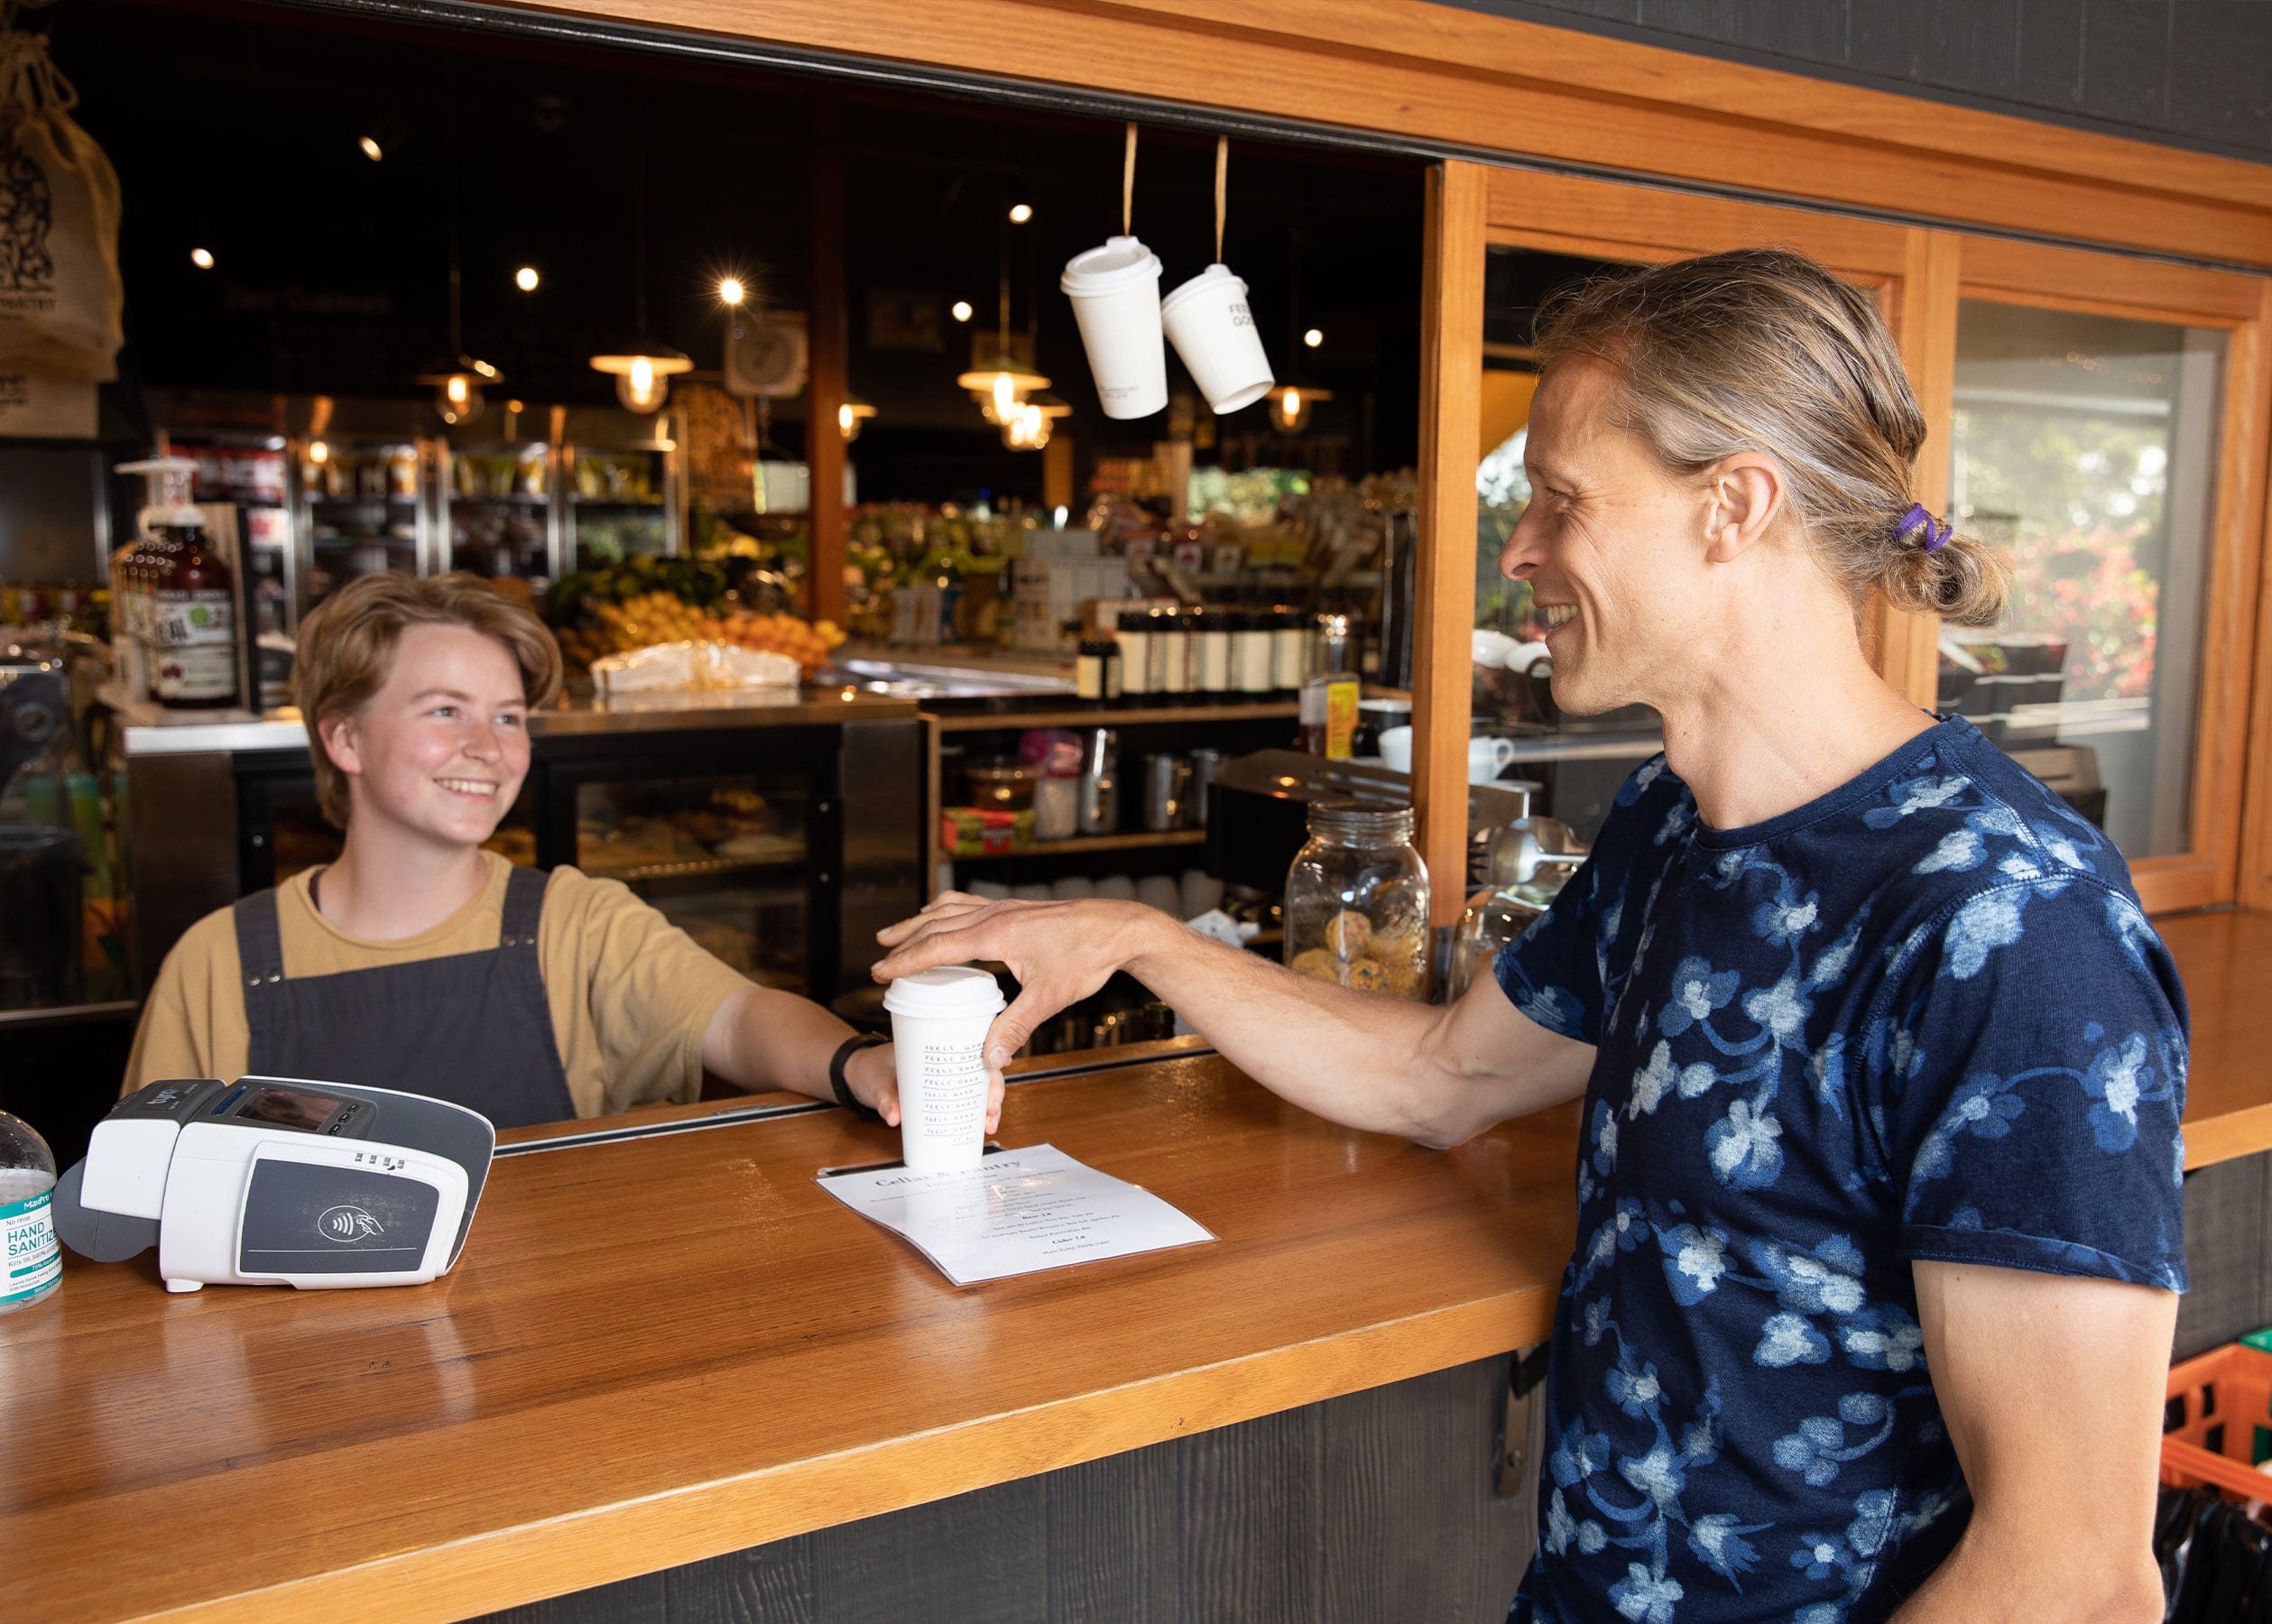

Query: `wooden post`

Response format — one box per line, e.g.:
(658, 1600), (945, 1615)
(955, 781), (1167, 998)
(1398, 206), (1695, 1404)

(1873, 228), (1960, 708)
(1412, 161), (1489, 929)
(807, 96), (849, 626)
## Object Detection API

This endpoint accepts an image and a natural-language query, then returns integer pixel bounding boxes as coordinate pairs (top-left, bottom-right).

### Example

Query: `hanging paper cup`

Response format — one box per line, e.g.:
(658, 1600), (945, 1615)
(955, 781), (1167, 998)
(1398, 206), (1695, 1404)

(1162, 263), (1275, 415)
(1060, 235), (1168, 420)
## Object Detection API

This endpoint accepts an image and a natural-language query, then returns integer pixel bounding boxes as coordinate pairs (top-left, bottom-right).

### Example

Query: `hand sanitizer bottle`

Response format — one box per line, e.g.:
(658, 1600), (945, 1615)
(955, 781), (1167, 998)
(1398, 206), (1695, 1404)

(0, 1112), (60, 1314)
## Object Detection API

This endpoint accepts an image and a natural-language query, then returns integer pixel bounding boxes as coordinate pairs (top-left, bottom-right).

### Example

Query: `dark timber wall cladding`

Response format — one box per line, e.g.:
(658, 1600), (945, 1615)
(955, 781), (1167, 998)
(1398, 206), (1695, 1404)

(1439, 1), (2272, 165)
(471, 1353), (1547, 1624)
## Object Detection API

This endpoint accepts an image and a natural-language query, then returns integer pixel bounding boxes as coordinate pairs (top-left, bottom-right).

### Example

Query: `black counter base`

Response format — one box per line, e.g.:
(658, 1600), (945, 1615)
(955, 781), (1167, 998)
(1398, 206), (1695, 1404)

(471, 1352), (1545, 1624)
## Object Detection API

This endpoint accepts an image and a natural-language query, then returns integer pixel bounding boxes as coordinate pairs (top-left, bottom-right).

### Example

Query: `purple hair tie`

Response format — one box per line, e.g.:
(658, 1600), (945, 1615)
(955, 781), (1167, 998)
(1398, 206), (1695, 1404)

(1894, 503), (1951, 553)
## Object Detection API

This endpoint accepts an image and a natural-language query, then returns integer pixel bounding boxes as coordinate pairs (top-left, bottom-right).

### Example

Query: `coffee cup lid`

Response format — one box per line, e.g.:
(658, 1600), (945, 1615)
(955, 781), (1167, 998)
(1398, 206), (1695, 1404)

(1159, 263), (1246, 317)
(882, 964), (1008, 1020)
(1061, 235), (1164, 297)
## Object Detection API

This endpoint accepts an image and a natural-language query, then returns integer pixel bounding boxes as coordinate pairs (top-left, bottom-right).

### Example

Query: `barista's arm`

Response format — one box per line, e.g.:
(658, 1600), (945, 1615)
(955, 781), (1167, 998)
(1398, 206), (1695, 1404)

(873, 894), (1593, 1146)
(698, 984), (1005, 1133)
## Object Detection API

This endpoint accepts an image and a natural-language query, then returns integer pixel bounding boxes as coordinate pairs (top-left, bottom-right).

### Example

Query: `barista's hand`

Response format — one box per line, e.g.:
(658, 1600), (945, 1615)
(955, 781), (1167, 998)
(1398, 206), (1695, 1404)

(874, 892), (1159, 1083)
(841, 1038), (1005, 1134)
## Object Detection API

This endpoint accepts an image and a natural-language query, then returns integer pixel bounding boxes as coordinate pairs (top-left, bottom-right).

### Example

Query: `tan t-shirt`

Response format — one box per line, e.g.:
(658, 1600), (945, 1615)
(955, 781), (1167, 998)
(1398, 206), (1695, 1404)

(123, 854), (750, 1118)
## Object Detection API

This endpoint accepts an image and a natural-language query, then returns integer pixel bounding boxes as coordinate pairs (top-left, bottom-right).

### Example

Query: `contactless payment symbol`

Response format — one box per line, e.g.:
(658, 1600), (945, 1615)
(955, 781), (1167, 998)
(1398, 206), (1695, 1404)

(316, 1205), (384, 1243)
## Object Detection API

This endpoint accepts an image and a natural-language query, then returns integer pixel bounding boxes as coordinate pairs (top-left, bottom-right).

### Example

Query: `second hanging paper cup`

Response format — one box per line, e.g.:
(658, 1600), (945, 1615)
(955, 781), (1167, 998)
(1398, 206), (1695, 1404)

(1061, 235), (1168, 419)
(1162, 263), (1274, 414)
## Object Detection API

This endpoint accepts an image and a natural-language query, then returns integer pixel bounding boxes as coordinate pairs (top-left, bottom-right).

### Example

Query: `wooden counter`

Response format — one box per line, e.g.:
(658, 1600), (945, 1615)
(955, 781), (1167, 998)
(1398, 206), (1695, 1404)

(2164, 909), (2272, 1170)
(10, 911), (2267, 1624)
(0, 1051), (1581, 1624)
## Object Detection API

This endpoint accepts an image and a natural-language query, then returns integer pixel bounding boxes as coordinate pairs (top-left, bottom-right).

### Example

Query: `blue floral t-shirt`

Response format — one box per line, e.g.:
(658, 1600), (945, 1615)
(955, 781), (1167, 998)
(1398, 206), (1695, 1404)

(1496, 716), (2187, 1624)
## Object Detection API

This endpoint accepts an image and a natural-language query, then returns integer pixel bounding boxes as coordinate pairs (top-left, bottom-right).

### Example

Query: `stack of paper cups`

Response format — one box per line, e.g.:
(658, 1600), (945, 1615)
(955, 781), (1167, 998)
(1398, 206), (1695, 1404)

(882, 965), (1007, 1172)
(1061, 235), (1168, 419)
(1161, 263), (1274, 414)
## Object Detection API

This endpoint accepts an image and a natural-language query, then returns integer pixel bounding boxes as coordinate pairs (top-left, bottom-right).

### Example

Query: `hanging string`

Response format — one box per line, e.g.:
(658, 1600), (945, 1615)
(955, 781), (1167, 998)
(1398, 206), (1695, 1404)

(1214, 136), (1227, 265)
(1122, 122), (1137, 238)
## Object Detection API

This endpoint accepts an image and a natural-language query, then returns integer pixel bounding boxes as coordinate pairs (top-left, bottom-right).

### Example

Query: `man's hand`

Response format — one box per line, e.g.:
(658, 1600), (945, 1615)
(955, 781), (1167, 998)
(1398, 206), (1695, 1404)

(874, 890), (1593, 1146)
(873, 891), (1154, 1075)
(1892, 1260), (2174, 1622)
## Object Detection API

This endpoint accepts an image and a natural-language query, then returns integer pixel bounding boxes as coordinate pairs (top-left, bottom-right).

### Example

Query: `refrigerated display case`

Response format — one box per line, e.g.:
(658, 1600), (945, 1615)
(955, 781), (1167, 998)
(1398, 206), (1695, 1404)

(290, 437), (434, 616)
(123, 694), (924, 1016)
(563, 418), (680, 568)
(438, 438), (559, 587)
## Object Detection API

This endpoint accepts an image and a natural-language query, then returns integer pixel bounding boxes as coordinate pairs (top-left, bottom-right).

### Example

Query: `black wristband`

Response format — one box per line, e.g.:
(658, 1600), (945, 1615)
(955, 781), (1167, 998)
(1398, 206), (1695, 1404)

(830, 1032), (889, 1121)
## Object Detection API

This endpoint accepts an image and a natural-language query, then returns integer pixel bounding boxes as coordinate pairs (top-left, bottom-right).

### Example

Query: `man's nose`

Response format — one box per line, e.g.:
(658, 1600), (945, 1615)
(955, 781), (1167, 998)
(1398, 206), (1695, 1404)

(1499, 509), (1543, 581)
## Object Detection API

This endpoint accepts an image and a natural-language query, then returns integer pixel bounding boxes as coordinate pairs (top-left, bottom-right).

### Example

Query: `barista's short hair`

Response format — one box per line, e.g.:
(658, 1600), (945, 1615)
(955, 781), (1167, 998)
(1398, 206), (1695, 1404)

(294, 573), (561, 828)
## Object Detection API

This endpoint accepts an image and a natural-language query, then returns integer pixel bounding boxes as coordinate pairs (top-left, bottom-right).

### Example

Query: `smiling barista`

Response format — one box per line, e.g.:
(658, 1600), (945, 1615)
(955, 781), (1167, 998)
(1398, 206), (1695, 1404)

(124, 571), (996, 1135)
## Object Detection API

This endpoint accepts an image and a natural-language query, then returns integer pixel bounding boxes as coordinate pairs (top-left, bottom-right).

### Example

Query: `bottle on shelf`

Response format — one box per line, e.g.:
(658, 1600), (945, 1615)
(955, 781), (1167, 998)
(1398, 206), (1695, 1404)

(1196, 609), (1233, 702)
(1234, 609), (1275, 698)
(117, 457), (239, 711)
(1271, 605), (1308, 697)
(1115, 606), (1154, 706)
(1159, 608), (1194, 698)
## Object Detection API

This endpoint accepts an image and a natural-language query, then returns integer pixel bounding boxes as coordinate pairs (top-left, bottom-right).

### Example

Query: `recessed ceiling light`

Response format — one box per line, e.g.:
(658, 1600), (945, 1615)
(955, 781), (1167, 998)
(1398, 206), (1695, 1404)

(1008, 203), (1033, 224)
(514, 265), (540, 291)
(189, 246), (215, 270)
(951, 300), (974, 323)
(1303, 328), (1323, 348)
(358, 135), (383, 162)
(718, 277), (745, 306)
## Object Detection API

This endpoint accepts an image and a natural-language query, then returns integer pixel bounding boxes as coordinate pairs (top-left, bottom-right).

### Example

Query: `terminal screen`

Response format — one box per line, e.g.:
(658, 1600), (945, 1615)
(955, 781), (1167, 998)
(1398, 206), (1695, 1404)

(237, 1086), (344, 1131)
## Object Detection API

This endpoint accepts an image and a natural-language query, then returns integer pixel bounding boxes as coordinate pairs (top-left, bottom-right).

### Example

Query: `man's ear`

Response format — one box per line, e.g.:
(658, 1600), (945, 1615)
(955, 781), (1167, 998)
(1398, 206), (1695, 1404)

(1702, 455), (1786, 565)
(316, 712), (362, 780)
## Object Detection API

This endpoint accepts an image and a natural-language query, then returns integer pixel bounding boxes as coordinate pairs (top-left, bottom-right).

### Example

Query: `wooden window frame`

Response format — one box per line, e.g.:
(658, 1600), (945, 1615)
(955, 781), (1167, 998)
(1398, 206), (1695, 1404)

(1412, 163), (2271, 918)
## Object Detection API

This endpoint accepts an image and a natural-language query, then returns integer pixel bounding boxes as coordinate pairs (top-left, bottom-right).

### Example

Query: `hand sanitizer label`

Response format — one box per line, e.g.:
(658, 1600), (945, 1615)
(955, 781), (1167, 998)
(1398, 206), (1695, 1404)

(0, 1181), (60, 1308)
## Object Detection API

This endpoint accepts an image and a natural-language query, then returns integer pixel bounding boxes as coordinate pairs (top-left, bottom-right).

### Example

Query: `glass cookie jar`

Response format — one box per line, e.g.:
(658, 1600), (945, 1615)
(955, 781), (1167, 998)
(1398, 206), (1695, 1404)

(1283, 800), (1431, 1000)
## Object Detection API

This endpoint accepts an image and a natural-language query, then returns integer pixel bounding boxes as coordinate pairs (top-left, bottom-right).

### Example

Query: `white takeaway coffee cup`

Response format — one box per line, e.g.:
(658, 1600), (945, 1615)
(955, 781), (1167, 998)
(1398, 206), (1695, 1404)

(1060, 235), (1168, 420)
(1161, 263), (1275, 414)
(882, 964), (1007, 1172)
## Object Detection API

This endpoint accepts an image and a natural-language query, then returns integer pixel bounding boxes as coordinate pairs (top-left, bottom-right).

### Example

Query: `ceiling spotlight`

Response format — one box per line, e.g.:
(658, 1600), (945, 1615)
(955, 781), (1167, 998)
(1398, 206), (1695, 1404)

(514, 265), (540, 292)
(189, 246), (215, 270)
(718, 277), (745, 306)
(1008, 203), (1033, 224)
(358, 135), (383, 162)
(1303, 328), (1323, 348)
(950, 300), (974, 323)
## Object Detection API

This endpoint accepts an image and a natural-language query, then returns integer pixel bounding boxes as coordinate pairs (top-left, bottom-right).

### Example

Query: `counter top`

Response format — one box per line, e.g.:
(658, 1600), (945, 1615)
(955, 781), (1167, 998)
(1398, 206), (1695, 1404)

(2163, 909), (2272, 1170)
(0, 1048), (1581, 1624)
(9, 913), (2266, 1624)
(119, 684), (920, 755)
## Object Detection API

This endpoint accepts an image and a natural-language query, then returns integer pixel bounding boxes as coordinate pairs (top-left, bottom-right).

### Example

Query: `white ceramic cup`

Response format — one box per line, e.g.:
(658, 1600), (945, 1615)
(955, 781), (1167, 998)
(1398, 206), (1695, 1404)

(1378, 724), (1414, 773)
(1374, 725), (1515, 784)
(1468, 735), (1516, 784)
(1160, 263), (1274, 414)
(883, 965), (1007, 1172)
(1061, 235), (1168, 420)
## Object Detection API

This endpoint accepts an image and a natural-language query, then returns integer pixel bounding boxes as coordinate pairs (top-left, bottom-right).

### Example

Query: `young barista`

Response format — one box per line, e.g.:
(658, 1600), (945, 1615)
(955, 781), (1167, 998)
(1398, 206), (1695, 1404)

(125, 571), (997, 1135)
(873, 252), (2184, 1622)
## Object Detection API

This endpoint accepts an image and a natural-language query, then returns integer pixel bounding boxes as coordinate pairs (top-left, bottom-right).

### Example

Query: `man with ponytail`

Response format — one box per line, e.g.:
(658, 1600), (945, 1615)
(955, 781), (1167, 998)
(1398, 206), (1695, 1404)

(874, 249), (2181, 1623)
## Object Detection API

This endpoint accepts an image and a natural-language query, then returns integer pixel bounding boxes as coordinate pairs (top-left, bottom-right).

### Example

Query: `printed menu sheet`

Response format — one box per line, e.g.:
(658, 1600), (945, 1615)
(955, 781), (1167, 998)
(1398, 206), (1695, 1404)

(815, 1143), (1214, 1286)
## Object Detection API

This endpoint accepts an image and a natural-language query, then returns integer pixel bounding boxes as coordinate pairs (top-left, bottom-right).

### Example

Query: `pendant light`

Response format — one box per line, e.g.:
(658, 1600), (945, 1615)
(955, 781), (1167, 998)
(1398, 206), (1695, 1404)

(589, 86), (691, 416)
(958, 189), (1048, 426)
(1267, 232), (1332, 437)
(415, 152), (502, 426)
(1001, 392), (1070, 451)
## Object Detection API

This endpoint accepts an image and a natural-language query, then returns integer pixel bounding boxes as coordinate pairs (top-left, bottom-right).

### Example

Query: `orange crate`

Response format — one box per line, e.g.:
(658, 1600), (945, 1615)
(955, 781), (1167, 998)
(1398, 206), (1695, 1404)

(2163, 1343), (2272, 1500)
